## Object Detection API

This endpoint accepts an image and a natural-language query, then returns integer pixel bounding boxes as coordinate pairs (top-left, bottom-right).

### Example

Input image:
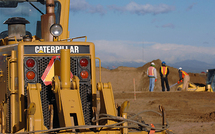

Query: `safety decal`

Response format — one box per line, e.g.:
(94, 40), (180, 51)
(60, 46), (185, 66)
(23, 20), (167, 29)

(41, 56), (73, 85)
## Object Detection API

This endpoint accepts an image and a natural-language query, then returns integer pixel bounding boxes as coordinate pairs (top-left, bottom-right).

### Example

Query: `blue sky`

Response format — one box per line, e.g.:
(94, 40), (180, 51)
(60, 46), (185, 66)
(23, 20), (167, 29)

(0, 0), (213, 69)
(69, 0), (215, 65)
(0, 0), (214, 65)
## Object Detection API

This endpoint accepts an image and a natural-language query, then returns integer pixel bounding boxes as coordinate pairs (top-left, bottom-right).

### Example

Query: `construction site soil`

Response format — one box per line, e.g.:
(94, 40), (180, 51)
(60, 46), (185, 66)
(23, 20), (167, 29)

(96, 59), (215, 134)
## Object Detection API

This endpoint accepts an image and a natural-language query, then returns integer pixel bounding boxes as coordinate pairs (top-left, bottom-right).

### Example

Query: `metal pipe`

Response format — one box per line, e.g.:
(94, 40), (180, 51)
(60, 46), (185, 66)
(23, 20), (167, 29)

(49, 105), (54, 129)
(41, 0), (55, 41)
(60, 49), (70, 90)
(122, 113), (128, 134)
(10, 50), (18, 132)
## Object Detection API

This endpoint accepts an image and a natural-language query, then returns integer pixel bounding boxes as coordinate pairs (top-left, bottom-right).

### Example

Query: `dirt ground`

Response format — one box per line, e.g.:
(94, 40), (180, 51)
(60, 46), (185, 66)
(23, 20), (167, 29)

(96, 59), (215, 134)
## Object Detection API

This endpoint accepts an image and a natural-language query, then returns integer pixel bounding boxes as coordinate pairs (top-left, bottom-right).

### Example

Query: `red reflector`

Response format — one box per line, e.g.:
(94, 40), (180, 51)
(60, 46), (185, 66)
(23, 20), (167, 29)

(80, 70), (89, 79)
(26, 71), (35, 80)
(26, 58), (35, 68)
(80, 58), (88, 67)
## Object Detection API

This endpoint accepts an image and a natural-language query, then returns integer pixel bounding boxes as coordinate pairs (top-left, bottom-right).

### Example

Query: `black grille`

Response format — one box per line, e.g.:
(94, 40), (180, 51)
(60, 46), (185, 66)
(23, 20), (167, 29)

(24, 56), (92, 128)
(71, 58), (77, 75)
(37, 57), (53, 129)
(80, 83), (92, 125)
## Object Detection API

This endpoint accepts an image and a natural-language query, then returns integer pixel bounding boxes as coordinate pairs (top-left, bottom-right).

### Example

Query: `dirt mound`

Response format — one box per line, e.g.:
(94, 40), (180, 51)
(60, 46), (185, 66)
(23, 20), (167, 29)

(96, 59), (206, 92)
(137, 59), (181, 91)
(189, 73), (206, 85)
(114, 66), (137, 71)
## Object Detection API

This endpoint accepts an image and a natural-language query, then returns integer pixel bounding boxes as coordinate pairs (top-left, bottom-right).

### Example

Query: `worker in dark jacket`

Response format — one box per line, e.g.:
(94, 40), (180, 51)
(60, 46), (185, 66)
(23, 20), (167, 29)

(159, 61), (170, 91)
(178, 67), (190, 91)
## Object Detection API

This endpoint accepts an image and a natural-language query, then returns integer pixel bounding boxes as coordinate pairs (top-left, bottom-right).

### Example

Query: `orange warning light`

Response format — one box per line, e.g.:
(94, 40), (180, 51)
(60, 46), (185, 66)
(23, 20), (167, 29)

(26, 71), (35, 80)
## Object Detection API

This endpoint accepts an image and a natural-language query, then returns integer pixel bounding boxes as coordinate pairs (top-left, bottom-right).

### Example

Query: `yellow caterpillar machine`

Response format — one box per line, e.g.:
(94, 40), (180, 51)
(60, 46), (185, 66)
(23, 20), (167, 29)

(176, 82), (210, 92)
(0, 0), (173, 133)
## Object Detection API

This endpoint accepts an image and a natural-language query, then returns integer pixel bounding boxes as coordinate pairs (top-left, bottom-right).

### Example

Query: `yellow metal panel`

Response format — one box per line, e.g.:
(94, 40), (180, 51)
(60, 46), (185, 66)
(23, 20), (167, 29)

(195, 87), (207, 92)
(103, 83), (117, 117)
(60, 90), (85, 126)
(100, 82), (117, 125)
(27, 85), (47, 131)
(102, 88), (117, 116)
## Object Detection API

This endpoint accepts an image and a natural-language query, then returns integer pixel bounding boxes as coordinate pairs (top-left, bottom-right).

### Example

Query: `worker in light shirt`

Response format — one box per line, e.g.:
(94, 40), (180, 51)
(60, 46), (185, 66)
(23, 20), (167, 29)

(147, 62), (157, 92)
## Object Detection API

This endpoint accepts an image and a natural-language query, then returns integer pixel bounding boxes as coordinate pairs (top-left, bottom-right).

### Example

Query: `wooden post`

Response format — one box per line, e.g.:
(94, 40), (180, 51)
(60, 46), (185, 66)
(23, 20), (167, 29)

(133, 78), (136, 100)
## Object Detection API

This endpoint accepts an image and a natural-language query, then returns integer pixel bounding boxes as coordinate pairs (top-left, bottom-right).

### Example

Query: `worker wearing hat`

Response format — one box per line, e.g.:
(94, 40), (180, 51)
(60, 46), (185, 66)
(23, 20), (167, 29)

(147, 62), (157, 92)
(160, 61), (170, 91)
(178, 67), (190, 91)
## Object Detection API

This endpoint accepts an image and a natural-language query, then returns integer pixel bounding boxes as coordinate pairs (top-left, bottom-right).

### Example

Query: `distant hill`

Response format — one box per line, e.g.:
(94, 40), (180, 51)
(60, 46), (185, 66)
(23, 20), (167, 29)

(99, 60), (215, 73)
(99, 61), (146, 69)
(169, 60), (215, 73)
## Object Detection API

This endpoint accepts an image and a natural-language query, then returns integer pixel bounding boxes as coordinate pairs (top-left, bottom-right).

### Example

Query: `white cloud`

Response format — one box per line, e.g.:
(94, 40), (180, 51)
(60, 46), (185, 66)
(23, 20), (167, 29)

(70, 0), (106, 15)
(108, 2), (175, 15)
(70, 1), (175, 16)
(94, 40), (145, 63)
(93, 40), (215, 64)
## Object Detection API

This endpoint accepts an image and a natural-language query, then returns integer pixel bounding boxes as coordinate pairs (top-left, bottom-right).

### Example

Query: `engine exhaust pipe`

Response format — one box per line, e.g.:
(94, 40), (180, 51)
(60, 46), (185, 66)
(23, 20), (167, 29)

(41, 0), (56, 41)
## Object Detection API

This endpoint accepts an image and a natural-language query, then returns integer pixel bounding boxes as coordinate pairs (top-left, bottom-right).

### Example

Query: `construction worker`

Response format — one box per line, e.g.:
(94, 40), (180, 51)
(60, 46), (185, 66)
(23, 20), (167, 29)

(147, 62), (157, 92)
(159, 61), (170, 91)
(178, 67), (190, 91)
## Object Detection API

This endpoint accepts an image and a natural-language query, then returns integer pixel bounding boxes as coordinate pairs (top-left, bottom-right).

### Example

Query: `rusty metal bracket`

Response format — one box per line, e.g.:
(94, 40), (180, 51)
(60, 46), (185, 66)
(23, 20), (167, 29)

(159, 105), (167, 128)
(49, 105), (54, 129)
